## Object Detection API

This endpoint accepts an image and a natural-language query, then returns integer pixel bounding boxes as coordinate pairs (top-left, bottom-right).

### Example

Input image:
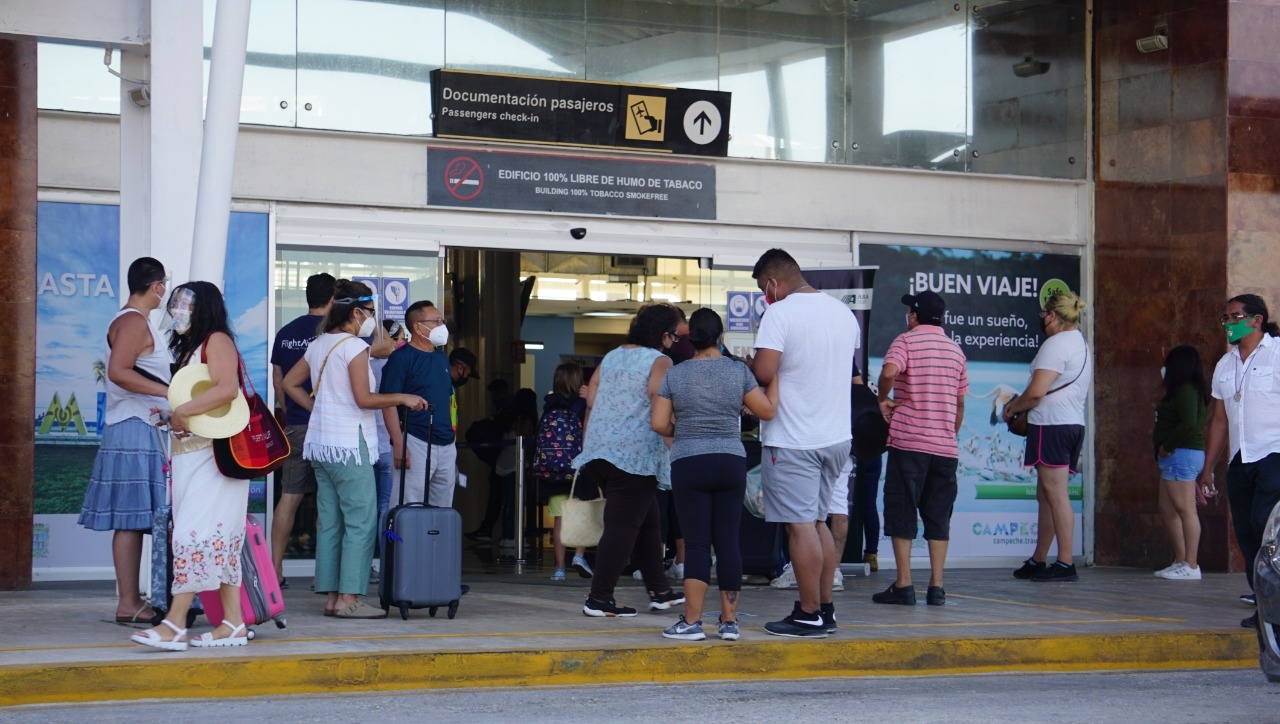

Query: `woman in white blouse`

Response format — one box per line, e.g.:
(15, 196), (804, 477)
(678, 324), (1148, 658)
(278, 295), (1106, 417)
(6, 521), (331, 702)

(283, 279), (427, 619)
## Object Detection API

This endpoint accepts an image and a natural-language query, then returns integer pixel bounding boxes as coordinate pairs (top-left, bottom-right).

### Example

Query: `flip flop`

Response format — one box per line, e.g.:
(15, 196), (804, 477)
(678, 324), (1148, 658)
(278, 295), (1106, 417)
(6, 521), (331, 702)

(190, 620), (249, 648)
(130, 619), (188, 652)
(115, 603), (154, 623)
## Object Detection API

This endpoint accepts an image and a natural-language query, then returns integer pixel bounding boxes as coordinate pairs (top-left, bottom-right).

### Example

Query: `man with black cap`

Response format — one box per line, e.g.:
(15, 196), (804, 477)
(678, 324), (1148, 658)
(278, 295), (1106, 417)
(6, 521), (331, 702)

(449, 348), (481, 388)
(873, 290), (968, 607)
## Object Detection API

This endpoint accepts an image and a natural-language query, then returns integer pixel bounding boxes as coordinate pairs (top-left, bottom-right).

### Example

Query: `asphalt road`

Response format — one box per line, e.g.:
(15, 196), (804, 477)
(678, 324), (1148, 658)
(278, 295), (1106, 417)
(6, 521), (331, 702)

(6, 668), (1278, 722)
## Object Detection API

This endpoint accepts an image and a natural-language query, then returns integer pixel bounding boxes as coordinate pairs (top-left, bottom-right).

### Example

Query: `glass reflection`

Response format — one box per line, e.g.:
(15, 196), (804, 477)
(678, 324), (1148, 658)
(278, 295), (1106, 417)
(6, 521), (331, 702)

(444, 0), (583, 78)
(204, 0), (297, 127)
(296, 0), (444, 135)
(584, 0), (717, 87)
(37, 42), (121, 115)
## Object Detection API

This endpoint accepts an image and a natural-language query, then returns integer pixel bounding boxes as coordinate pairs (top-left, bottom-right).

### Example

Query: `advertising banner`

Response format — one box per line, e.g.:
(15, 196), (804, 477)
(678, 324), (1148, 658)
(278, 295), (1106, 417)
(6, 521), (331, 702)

(34, 202), (270, 575)
(430, 69), (731, 157)
(427, 146), (715, 220)
(860, 244), (1084, 560)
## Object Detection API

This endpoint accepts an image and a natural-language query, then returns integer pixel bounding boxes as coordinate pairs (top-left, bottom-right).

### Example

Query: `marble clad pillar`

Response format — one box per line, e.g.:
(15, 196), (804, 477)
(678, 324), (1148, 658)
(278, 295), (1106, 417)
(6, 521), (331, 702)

(1094, 0), (1280, 572)
(0, 37), (36, 590)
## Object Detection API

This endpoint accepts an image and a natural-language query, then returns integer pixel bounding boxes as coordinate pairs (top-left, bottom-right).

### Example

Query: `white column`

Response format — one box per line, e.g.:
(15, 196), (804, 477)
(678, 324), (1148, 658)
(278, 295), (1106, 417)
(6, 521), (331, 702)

(147, 0), (204, 289)
(117, 45), (151, 291)
(189, 0), (251, 289)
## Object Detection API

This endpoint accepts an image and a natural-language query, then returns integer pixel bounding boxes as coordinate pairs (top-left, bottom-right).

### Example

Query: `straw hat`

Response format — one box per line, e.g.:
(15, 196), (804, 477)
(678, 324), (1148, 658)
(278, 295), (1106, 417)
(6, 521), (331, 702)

(167, 363), (249, 439)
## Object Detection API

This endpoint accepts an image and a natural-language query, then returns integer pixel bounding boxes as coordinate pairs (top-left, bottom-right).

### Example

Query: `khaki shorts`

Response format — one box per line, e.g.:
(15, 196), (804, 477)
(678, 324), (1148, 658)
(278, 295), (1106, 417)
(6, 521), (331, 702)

(280, 424), (318, 495)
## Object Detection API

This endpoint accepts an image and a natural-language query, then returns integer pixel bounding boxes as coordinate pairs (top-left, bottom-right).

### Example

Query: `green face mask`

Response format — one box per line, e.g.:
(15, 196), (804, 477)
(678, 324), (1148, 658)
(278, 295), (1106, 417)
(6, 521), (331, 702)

(1225, 317), (1255, 344)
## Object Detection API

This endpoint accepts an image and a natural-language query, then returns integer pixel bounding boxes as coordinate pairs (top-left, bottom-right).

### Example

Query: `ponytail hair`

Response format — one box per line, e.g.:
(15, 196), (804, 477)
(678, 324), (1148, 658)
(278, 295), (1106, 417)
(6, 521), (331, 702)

(1044, 291), (1086, 327)
(1230, 293), (1280, 337)
(687, 308), (724, 351)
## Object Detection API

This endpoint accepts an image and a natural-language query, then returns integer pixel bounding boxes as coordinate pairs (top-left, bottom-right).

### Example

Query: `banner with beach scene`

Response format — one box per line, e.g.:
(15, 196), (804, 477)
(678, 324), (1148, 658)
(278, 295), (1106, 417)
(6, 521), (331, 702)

(861, 244), (1084, 560)
(33, 202), (269, 574)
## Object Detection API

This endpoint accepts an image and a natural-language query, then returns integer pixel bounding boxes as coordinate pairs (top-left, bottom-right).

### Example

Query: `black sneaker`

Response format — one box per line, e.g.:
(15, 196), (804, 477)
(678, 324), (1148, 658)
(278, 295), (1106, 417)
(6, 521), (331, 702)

(820, 602), (837, 633)
(649, 589), (686, 611)
(583, 597), (638, 617)
(872, 583), (917, 605)
(1013, 557), (1046, 579)
(1243, 613), (1259, 629)
(1242, 593), (1257, 607)
(926, 586), (945, 606)
(763, 601), (828, 638)
(1031, 561), (1078, 582)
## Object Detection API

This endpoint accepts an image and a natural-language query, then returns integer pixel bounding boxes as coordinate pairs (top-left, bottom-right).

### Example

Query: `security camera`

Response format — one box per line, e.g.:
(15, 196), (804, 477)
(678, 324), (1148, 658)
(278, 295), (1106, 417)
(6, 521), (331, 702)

(1136, 34), (1169, 53)
(569, 228), (587, 240)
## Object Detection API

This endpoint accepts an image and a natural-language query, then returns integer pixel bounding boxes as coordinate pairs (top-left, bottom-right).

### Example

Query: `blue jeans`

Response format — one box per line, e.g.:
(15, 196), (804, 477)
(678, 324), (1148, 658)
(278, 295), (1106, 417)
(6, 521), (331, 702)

(374, 451), (393, 554)
(855, 454), (883, 554)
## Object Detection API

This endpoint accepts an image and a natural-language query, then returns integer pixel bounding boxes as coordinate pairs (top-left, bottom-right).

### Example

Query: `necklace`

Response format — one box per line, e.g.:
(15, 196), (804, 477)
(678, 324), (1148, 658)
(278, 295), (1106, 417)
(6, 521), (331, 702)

(1235, 349), (1259, 402)
(796, 284), (815, 292)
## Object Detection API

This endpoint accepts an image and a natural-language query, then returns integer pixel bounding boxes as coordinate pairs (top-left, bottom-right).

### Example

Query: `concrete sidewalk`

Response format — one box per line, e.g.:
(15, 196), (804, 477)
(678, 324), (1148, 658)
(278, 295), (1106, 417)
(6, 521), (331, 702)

(0, 563), (1261, 707)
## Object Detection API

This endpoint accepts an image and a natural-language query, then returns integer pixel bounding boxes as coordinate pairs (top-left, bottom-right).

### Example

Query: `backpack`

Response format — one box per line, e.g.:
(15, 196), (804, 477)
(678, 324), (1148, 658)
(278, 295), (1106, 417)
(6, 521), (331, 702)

(532, 407), (583, 481)
(851, 383), (889, 460)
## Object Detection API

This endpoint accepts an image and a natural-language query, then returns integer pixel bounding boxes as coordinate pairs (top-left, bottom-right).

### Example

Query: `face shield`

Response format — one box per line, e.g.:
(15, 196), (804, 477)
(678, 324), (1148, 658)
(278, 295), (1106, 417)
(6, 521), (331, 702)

(164, 287), (196, 333)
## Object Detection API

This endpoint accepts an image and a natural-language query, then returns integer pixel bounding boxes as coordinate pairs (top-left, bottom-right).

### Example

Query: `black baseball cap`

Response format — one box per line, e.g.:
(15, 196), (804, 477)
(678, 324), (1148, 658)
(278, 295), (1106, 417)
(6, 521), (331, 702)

(901, 291), (945, 325)
(448, 347), (481, 379)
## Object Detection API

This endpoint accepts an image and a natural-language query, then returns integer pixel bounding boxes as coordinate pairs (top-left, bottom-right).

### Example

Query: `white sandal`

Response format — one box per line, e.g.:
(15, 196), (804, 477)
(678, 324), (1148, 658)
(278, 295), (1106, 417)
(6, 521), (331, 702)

(190, 619), (249, 648)
(129, 618), (189, 652)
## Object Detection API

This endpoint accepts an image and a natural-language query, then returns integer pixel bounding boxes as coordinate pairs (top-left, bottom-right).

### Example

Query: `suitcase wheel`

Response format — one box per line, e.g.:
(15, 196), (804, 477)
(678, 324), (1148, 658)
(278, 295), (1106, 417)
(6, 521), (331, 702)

(275, 618), (286, 629)
(398, 603), (409, 621)
(447, 601), (459, 620)
(428, 606), (438, 618)
(246, 627), (256, 641)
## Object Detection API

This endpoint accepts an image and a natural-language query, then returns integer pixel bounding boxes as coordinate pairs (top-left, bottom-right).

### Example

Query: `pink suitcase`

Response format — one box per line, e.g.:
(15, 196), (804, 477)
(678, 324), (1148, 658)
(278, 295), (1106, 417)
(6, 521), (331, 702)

(199, 515), (287, 636)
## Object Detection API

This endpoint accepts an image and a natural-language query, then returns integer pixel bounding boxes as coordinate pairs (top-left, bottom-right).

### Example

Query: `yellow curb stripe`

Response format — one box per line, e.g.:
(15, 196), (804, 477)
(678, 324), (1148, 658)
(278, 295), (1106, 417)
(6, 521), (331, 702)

(0, 631), (1256, 707)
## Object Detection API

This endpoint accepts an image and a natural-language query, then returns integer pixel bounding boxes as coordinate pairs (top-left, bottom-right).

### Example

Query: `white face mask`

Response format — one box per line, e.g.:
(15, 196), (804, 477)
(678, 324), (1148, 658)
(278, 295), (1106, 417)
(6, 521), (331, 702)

(357, 313), (376, 338)
(905, 312), (912, 328)
(428, 324), (449, 348)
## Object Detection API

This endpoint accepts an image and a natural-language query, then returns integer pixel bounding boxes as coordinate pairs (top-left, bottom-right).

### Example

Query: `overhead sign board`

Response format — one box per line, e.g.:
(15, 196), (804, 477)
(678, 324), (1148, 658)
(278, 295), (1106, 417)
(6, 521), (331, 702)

(427, 147), (716, 220)
(430, 69), (731, 157)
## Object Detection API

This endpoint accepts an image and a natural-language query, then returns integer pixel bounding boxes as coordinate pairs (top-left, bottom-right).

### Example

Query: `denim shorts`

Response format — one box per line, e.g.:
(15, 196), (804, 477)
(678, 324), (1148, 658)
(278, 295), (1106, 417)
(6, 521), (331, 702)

(1158, 448), (1205, 482)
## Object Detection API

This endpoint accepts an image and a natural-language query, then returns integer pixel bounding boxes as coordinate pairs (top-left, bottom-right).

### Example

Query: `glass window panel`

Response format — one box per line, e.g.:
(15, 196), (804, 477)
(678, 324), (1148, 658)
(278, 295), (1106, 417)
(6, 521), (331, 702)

(37, 42), (121, 115)
(203, 0), (298, 128)
(719, 1), (846, 162)
(846, 0), (970, 171)
(969, 0), (1087, 180)
(584, 0), (717, 87)
(444, 0), (583, 78)
(296, 0), (444, 135)
(275, 248), (441, 330)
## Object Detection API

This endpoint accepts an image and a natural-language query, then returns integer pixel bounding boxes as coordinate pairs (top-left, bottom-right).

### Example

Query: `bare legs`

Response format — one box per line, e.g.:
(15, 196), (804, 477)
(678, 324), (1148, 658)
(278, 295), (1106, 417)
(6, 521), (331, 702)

(1159, 480), (1200, 569)
(551, 516), (585, 569)
(1035, 465), (1073, 565)
(785, 520), (836, 613)
(889, 537), (949, 588)
(112, 530), (152, 619)
(271, 491), (303, 583)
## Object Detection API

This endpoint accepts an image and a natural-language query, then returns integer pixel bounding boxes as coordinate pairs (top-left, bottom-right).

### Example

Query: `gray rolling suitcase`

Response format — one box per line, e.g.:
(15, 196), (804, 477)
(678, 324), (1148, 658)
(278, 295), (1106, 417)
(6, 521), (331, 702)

(379, 405), (466, 620)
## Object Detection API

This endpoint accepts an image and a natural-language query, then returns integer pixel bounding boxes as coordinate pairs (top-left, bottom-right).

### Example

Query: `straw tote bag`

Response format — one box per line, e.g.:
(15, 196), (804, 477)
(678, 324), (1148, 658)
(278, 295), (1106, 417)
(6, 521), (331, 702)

(559, 471), (605, 548)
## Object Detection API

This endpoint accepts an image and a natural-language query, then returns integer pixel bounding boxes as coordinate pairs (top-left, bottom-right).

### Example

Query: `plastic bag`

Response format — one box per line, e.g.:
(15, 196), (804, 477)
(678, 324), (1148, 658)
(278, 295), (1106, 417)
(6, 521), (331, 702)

(744, 464), (765, 519)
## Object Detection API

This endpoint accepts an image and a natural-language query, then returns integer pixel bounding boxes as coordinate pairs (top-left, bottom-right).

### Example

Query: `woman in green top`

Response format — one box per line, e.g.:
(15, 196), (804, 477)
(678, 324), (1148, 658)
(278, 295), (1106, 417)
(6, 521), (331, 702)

(1152, 345), (1210, 580)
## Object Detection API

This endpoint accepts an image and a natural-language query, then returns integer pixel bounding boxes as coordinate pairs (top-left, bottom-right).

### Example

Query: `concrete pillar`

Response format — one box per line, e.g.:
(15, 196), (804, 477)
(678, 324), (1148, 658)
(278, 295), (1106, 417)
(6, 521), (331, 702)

(0, 37), (37, 590)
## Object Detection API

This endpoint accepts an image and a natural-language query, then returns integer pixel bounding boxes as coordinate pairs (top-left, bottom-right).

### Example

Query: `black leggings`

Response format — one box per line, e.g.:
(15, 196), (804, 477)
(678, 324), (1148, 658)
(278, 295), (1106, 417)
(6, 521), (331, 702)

(584, 459), (669, 603)
(671, 453), (746, 591)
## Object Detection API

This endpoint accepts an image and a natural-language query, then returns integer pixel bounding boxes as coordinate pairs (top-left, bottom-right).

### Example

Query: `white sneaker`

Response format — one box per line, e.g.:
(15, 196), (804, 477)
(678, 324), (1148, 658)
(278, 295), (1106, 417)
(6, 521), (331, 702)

(832, 569), (845, 592)
(667, 562), (684, 581)
(1154, 562), (1185, 578)
(1162, 564), (1202, 580)
(770, 562), (797, 589)
(633, 569), (644, 581)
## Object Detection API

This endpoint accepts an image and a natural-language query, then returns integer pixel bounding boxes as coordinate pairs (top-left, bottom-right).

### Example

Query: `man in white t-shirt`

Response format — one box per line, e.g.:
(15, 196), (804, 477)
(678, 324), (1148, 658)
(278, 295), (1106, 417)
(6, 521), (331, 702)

(751, 248), (857, 638)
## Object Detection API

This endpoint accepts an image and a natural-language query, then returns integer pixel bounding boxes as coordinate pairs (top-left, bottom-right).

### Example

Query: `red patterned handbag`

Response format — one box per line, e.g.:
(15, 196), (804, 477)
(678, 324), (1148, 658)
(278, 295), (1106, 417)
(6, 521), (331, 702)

(212, 354), (291, 479)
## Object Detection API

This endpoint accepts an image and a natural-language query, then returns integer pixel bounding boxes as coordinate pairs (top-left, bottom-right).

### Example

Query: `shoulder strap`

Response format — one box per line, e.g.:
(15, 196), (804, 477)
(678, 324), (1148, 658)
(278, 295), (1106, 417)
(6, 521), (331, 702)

(310, 335), (359, 398)
(1046, 345), (1089, 396)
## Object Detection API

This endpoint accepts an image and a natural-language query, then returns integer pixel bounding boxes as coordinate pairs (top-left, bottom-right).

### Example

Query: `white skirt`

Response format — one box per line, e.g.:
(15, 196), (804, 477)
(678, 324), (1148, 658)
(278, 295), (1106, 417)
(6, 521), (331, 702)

(170, 442), (250, 595)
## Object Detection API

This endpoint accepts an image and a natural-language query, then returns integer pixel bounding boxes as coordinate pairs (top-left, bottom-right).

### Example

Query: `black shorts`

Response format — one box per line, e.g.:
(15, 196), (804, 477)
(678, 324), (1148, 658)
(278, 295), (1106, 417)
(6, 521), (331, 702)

(1023, 424), (1085, 473)
(882, 448), (958, 541)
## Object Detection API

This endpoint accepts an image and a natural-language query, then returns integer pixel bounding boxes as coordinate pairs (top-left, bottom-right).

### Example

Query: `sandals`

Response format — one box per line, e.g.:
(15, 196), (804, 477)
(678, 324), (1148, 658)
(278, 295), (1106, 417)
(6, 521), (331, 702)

(130, 619), (189, 651)
(334, 600), (388, 619)
(190, 619), (249, 647)
(115, 602), (154, 623)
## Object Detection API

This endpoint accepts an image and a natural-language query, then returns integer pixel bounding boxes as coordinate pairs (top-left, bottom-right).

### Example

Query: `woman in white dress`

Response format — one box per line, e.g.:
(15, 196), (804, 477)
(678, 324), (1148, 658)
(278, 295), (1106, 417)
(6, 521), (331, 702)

(130, 281), (250, 651)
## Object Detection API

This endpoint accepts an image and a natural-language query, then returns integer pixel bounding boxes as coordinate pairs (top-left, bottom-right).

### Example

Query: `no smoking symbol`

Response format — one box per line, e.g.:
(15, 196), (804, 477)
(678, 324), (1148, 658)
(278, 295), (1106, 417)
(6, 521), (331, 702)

(444, 156), (484, 201)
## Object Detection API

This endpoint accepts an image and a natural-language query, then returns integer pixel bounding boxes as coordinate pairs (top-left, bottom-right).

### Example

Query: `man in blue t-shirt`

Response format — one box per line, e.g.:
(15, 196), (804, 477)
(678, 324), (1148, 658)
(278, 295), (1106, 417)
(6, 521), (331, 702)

(380, 300), (458, 506)
(269, 272), (334, 585)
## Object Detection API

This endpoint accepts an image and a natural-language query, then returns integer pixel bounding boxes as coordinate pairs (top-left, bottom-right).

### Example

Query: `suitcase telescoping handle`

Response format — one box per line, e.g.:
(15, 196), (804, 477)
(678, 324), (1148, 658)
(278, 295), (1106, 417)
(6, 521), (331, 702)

(396, 403), (435, 508)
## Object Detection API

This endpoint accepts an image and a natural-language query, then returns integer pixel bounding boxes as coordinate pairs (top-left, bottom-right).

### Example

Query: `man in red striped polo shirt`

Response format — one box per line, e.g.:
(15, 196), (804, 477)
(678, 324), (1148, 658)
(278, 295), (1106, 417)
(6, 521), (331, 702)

(873, 291), (968, 607)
